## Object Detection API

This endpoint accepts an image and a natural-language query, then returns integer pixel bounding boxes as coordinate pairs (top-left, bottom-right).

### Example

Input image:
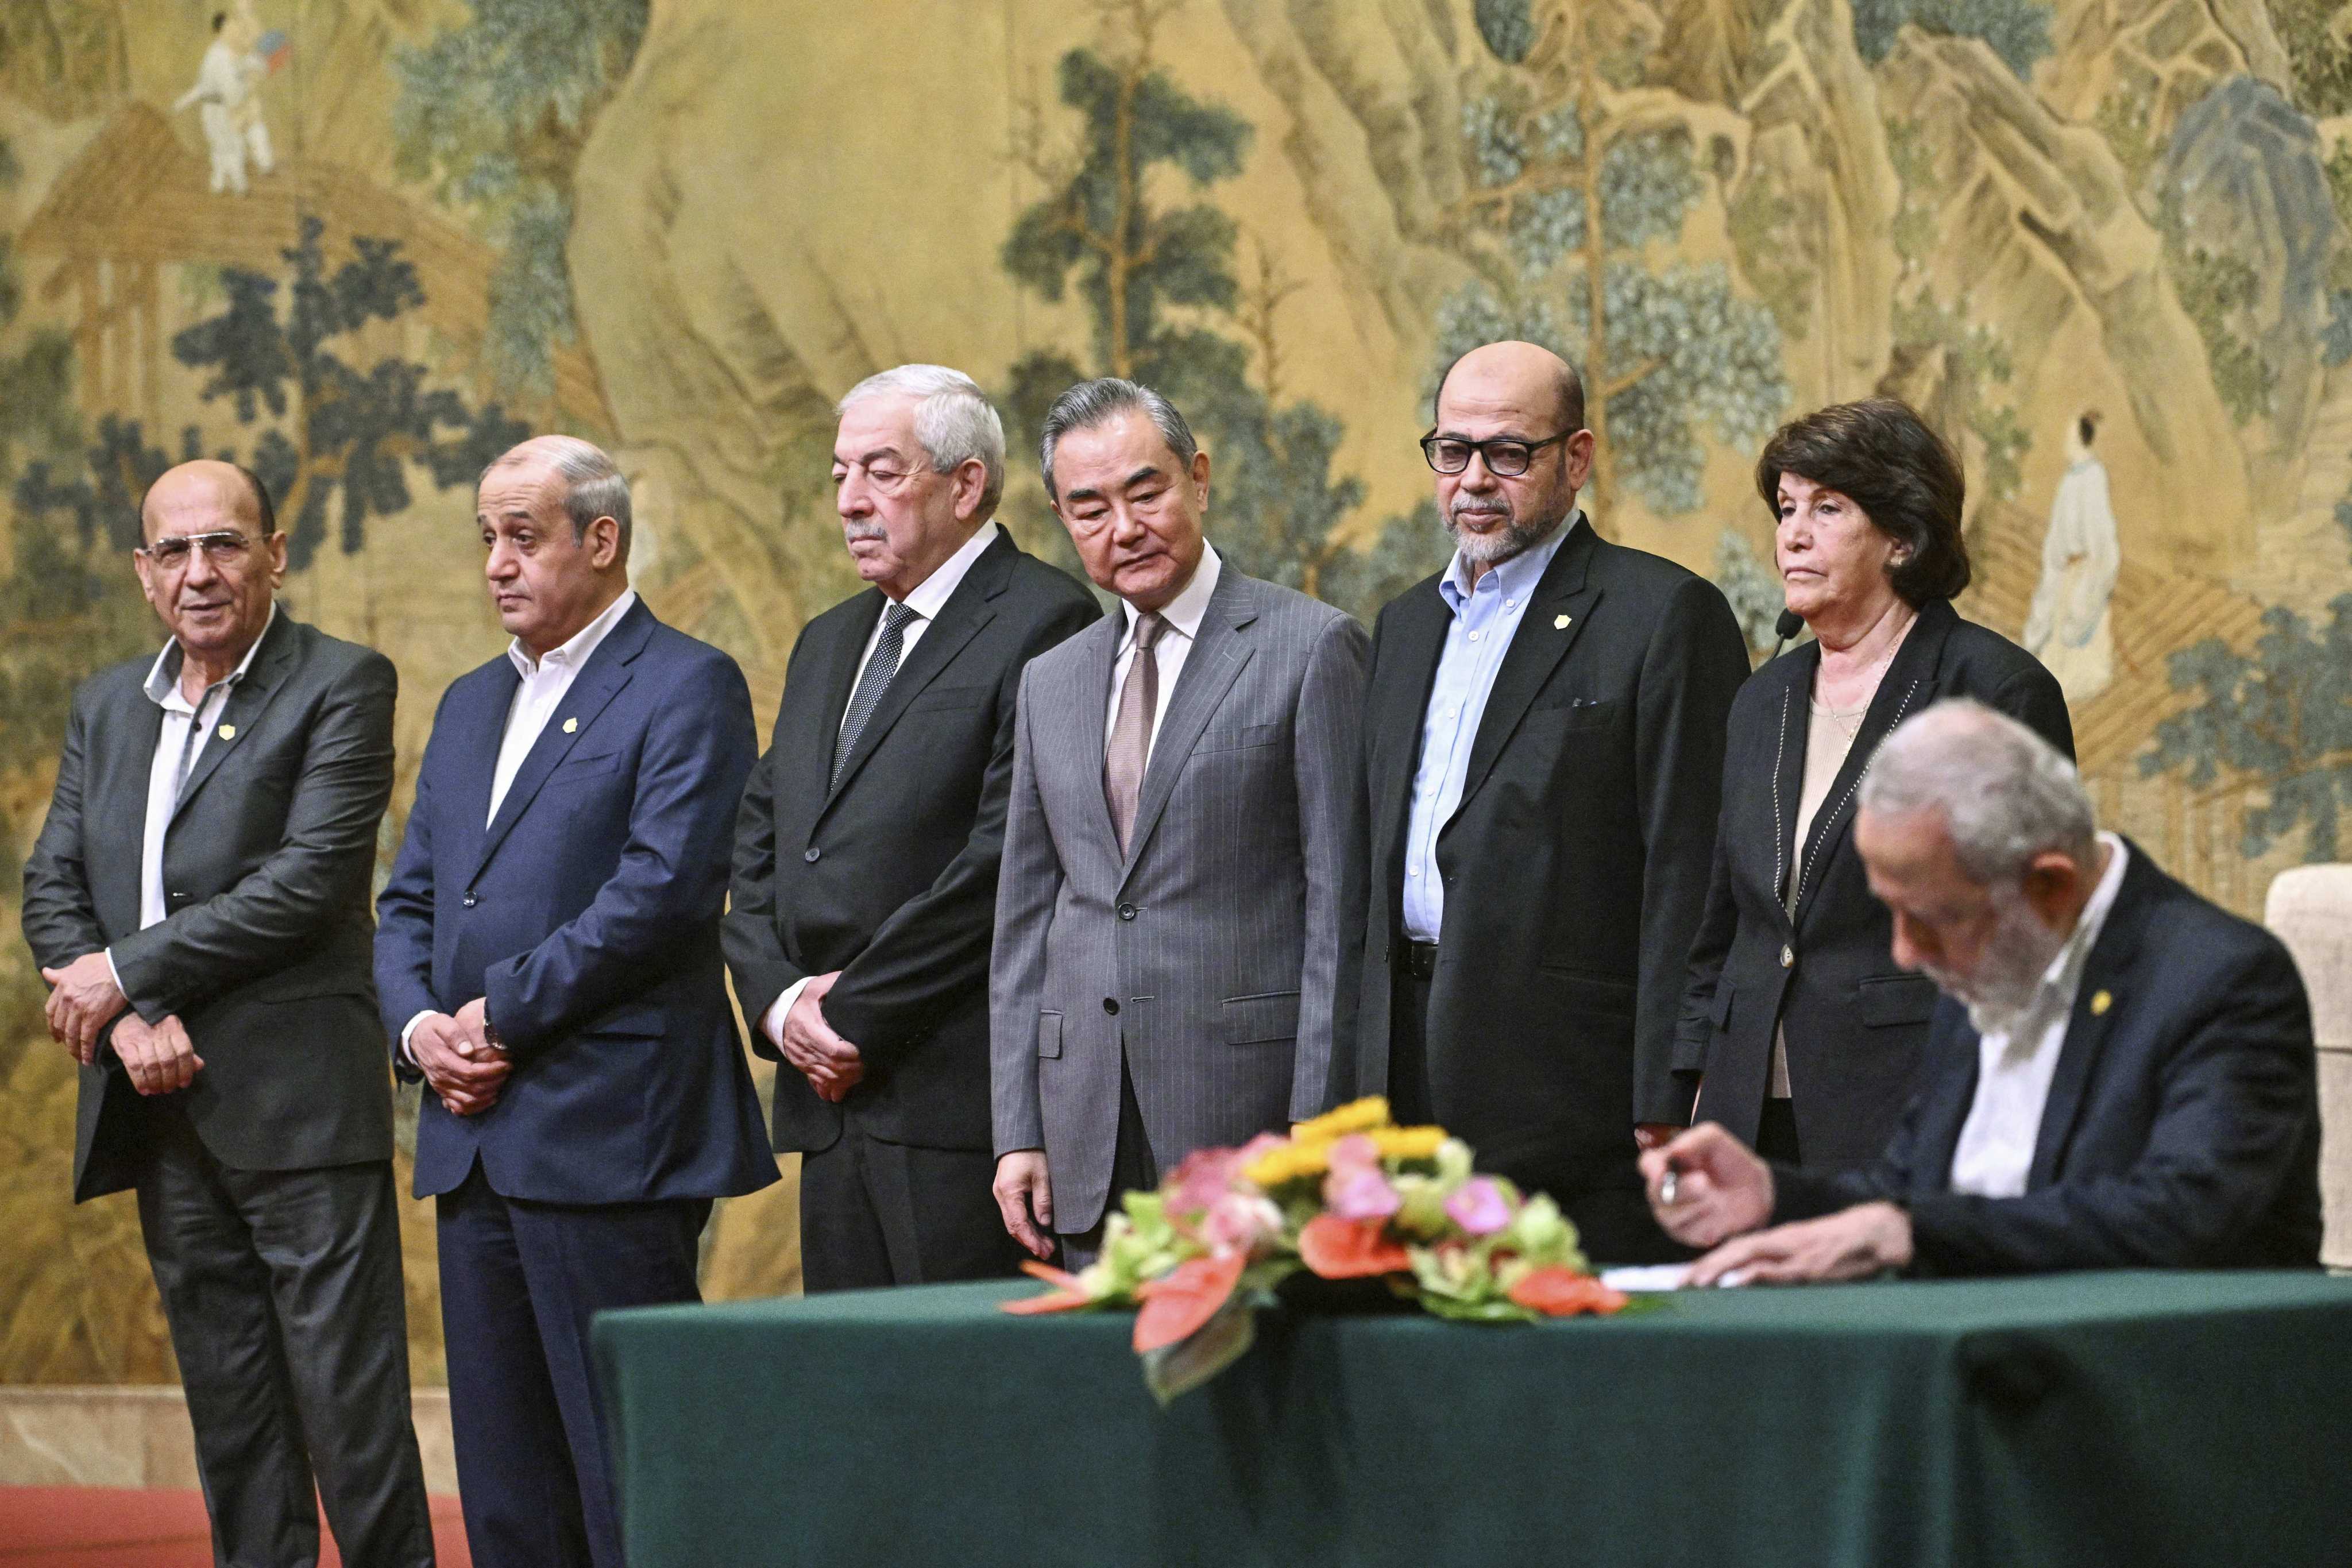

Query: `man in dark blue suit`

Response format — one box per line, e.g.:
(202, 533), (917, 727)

(376, 436), (776, 1568)
(1644, 699), (2321, 1281)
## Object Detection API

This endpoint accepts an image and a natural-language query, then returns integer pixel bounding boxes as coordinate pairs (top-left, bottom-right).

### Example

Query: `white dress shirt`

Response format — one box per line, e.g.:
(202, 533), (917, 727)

(1947, 832), (2129, 1199)
(1103, 542), (1222, 750)
(401, 589), (636, 1055)
(759, 523), (1002, 1048)
(1400, 518), (1574, 942)
(105, 605), (280, 998)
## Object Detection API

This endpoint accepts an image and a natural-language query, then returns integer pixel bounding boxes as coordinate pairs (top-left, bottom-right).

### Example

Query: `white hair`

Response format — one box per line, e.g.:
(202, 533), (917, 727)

(480, 435), (632, 556)
(1858, 698), (2096, 886)
(837, 364), (1006, 519)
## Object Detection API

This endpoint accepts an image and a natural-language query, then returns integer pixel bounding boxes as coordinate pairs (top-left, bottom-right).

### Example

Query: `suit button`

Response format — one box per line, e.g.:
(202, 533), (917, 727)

(462, 893), (478, 909)
(1103, 998), (1120, 1017)
(1780, 944), (1794, 969)
(804, 847), (821, 863)
(1117, 902), (1137, 921)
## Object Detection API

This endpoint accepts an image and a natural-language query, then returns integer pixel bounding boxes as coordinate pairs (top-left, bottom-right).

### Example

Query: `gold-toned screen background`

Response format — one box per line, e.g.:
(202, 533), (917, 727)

(3, 0), (2347, 1382)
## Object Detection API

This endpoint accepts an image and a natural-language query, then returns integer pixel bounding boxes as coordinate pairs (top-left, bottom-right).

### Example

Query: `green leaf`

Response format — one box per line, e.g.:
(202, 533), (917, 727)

(1141, 1295), (1257, 1405)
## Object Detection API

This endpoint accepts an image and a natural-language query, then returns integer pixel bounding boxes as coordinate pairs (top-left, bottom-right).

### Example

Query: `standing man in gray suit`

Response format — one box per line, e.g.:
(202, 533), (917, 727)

(991, 379), (1369, 1264)
(22, 460), (434, 1567)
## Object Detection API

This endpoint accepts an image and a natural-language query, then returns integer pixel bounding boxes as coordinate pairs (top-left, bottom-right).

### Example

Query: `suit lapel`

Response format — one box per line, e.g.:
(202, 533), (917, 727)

(1789, 601), (1955, 925)
(2026, 845), (2146, 1188)
(1119, 569), (1257, 881)
(167, 613), (297, 827)
(1454, 520), (1600, 817)
(1370, 584), (1450, 884)
(823, 534), (1011, 806)
(1077, 611), (1125, 853)
(470, 601), (652, 880)
(1913, 1011), (1983, 1187)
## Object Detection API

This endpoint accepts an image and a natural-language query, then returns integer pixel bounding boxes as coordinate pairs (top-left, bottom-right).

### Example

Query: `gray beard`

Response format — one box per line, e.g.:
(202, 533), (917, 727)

(1442, 505), (1555, 567)
(1925, 890), (2069, 1037)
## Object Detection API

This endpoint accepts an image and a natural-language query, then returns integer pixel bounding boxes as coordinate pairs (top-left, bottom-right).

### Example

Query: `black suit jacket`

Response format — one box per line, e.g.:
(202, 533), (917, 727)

(21, 613), (399, 1200)
(1338, 517), (1751, 1198)
(1773, 843), (2323, 1273)
(1675, 599), (2073, 1168)
(725, 529), (1100, 1154)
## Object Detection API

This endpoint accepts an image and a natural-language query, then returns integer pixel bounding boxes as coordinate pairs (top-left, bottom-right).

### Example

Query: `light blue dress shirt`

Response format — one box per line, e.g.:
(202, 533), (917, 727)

(1400, 515), (1579, 942)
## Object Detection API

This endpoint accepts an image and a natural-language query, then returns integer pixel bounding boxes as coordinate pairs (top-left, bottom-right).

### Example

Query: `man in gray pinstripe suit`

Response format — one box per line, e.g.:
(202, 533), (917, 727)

(990, 379), (1369, 1264)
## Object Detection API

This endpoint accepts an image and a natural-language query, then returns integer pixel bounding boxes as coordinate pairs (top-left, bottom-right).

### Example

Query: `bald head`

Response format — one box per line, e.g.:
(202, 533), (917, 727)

(1434, 341), (1585, 434)
(141, 459), (273, 543)
(133, 459), (287, 679)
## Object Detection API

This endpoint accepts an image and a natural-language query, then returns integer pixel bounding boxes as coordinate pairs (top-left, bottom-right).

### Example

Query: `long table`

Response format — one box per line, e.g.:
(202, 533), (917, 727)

(592, 1272), (2352, 1567)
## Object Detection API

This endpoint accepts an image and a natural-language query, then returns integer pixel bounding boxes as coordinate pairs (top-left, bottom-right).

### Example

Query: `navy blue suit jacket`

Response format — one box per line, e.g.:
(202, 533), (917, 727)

(376, 598), (778, 1204)
(1772, 842), (2323, 1274)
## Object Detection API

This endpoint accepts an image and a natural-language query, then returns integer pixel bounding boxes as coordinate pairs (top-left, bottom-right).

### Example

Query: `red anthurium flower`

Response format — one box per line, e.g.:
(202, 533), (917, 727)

(1000, 1260), (1095, 1315)
(1507, 1267), (1628, 1318)
(1297, 1213), (1412, 1279)
(1132, 1253), (1246, 1351)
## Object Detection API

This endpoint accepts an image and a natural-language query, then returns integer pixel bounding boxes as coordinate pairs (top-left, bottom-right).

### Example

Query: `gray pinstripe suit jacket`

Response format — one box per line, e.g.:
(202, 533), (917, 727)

(990, 562), (1369, 1235)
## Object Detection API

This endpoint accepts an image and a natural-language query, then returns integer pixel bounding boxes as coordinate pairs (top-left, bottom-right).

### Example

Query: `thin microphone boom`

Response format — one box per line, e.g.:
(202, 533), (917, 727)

(1768, 608), (1803, 662)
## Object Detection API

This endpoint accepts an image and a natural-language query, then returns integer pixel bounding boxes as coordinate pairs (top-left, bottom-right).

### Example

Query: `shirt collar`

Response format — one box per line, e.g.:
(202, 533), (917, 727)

(1123, 542), (1221, 644)
(145, 601), (277, 709)
(895, 520), (999, 624)
(508, 588), (637, 680)
(1439, 512), (1578, 613)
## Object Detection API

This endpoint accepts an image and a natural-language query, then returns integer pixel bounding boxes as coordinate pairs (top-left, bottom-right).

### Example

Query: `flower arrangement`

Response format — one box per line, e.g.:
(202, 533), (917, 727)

(1003, 1097), (1631, 1400)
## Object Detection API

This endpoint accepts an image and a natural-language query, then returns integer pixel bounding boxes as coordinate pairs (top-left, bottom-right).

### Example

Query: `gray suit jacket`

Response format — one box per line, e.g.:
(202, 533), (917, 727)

(990, 563), (1368, 1234)
(21, 612), (399, 1200)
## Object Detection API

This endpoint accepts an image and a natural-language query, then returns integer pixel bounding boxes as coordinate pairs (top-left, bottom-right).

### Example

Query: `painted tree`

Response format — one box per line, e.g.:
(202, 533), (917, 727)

(393, 0), (648, 401)
(1447, 6), (1789, 517)
(1001, 0), (1434, 615)
(17, 218), (526, 573)
(1848, 0), (2053, 80)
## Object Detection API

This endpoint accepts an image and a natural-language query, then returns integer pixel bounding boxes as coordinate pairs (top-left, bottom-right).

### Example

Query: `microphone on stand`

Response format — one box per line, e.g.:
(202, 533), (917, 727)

(1768, 608), (1805, 663)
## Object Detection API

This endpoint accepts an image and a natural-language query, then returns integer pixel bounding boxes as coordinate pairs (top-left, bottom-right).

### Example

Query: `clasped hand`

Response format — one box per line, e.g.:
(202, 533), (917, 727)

(777, 972), (862, 1103)
(41, 952), (129, 1061)
(413, 997), (511, 1117)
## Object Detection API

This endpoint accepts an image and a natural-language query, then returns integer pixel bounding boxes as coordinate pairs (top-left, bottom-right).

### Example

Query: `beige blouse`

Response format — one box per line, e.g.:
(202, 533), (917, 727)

(1770, 697), (1863, 1098)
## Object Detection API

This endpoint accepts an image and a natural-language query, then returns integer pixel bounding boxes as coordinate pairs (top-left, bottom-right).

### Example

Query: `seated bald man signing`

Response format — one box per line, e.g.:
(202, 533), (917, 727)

(1643, 699), (2322, 1283)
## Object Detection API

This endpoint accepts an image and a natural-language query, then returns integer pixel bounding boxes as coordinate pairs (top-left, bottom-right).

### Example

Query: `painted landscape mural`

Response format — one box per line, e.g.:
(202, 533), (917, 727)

(2, 0), (2348, 1382)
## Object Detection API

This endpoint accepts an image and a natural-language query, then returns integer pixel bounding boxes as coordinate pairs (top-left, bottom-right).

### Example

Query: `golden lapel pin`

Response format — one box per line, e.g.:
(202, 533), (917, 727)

(2090, 990), (2112, 1017)
(217, 724), (236, 740)
(563, 717), (578, 734)
(1554, 614), (1572, 630)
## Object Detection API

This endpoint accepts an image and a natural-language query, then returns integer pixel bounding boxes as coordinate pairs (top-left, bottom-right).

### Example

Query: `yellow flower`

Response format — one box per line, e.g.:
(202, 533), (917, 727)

(1292, 1096), (1395, 1145)
(1370, 1125), (1447, 1162)
(1242, 1138), (1334, 1189)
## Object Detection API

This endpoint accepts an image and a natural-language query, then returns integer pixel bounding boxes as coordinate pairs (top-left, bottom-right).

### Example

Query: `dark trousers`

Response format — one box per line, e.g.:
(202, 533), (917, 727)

(437, 1167), (709, 1568)
(1057, 1058), (1158, 1271)
(1758, 1098), (1803, 1163)
(1386, 946), (1678, 1265)
(133, 1104), (434, 1568)
(798, 1117), (1024, 1292)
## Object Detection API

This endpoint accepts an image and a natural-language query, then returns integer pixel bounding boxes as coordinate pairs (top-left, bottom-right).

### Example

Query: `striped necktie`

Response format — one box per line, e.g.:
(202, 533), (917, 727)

(832, 601), (918, 790)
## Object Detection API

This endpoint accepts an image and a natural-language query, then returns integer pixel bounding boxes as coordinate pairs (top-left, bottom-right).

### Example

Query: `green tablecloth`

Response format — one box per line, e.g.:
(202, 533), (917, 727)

(592, 1272), (2352, 1568)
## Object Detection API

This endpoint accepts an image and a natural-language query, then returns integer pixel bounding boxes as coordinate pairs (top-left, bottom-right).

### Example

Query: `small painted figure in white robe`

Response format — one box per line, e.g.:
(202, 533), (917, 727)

(2023, 412), (2119, 705)
(173, 10), (275, 196)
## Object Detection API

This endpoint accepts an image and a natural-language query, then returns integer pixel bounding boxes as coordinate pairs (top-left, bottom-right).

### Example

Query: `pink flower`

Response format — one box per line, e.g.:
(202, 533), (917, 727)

(1167, 1145), (1245, 1216)
(1325, 1165), (1403, 1221)
(1202, 1192), (1283, 1254)
(1324, 1134), (1381, 1175)
(1445, 1177), (1510, 1236)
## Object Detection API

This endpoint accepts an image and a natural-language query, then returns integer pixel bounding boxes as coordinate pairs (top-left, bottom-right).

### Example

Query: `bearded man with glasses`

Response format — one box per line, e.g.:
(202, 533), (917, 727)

(22, 459), (435, 1566)
(1333, 340), (1752, 1264)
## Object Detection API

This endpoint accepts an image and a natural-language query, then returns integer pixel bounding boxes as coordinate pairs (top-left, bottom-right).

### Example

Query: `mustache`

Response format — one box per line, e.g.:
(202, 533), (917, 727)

(1449, 500), (1512, 520)
(841, 522), (889, 543)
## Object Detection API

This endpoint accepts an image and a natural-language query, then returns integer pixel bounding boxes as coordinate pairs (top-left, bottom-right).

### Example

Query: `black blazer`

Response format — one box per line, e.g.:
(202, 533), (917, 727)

(1338, 518), (1751, 1200)
(1675, 600), (2073, 1169)
(1772, 843), (2323, 1273)
(21, 613), (398, 1201)
(725, 529), (1099, 1154)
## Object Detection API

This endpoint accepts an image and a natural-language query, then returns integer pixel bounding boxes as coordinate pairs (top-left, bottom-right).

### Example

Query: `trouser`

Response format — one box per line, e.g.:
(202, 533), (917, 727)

(436, 1167), (708, 1568)
(133, 1104), (434, 1568)
(798, 1117), (1025, 1292)
(1057, 1057), (1159, 1271)
(1387, 942), (1679, 1264)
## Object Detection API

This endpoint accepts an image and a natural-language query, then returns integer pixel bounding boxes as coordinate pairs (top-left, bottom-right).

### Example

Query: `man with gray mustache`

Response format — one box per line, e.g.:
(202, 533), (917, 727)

(1334, 340), (1750, 1262)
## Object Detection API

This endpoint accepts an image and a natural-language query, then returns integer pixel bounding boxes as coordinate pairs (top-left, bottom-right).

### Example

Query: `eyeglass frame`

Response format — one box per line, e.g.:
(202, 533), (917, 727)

(1418, 428), (1578, 477)
(136, 530), (265, 569)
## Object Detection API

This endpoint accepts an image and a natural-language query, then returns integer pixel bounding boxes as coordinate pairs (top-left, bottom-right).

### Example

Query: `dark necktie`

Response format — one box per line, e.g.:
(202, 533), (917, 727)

(832, 601), (917, 790)
(1104, 611), (1168, 855)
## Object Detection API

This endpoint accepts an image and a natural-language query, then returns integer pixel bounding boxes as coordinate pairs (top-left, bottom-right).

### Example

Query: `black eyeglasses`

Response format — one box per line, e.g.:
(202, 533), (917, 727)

(1419, 430), (1574, 477)
(138, 531), (260, 568)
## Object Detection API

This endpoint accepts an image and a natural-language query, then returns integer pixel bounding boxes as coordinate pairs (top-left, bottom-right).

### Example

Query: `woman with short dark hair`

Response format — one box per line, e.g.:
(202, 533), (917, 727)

(1674, 398), (2074, 1169)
